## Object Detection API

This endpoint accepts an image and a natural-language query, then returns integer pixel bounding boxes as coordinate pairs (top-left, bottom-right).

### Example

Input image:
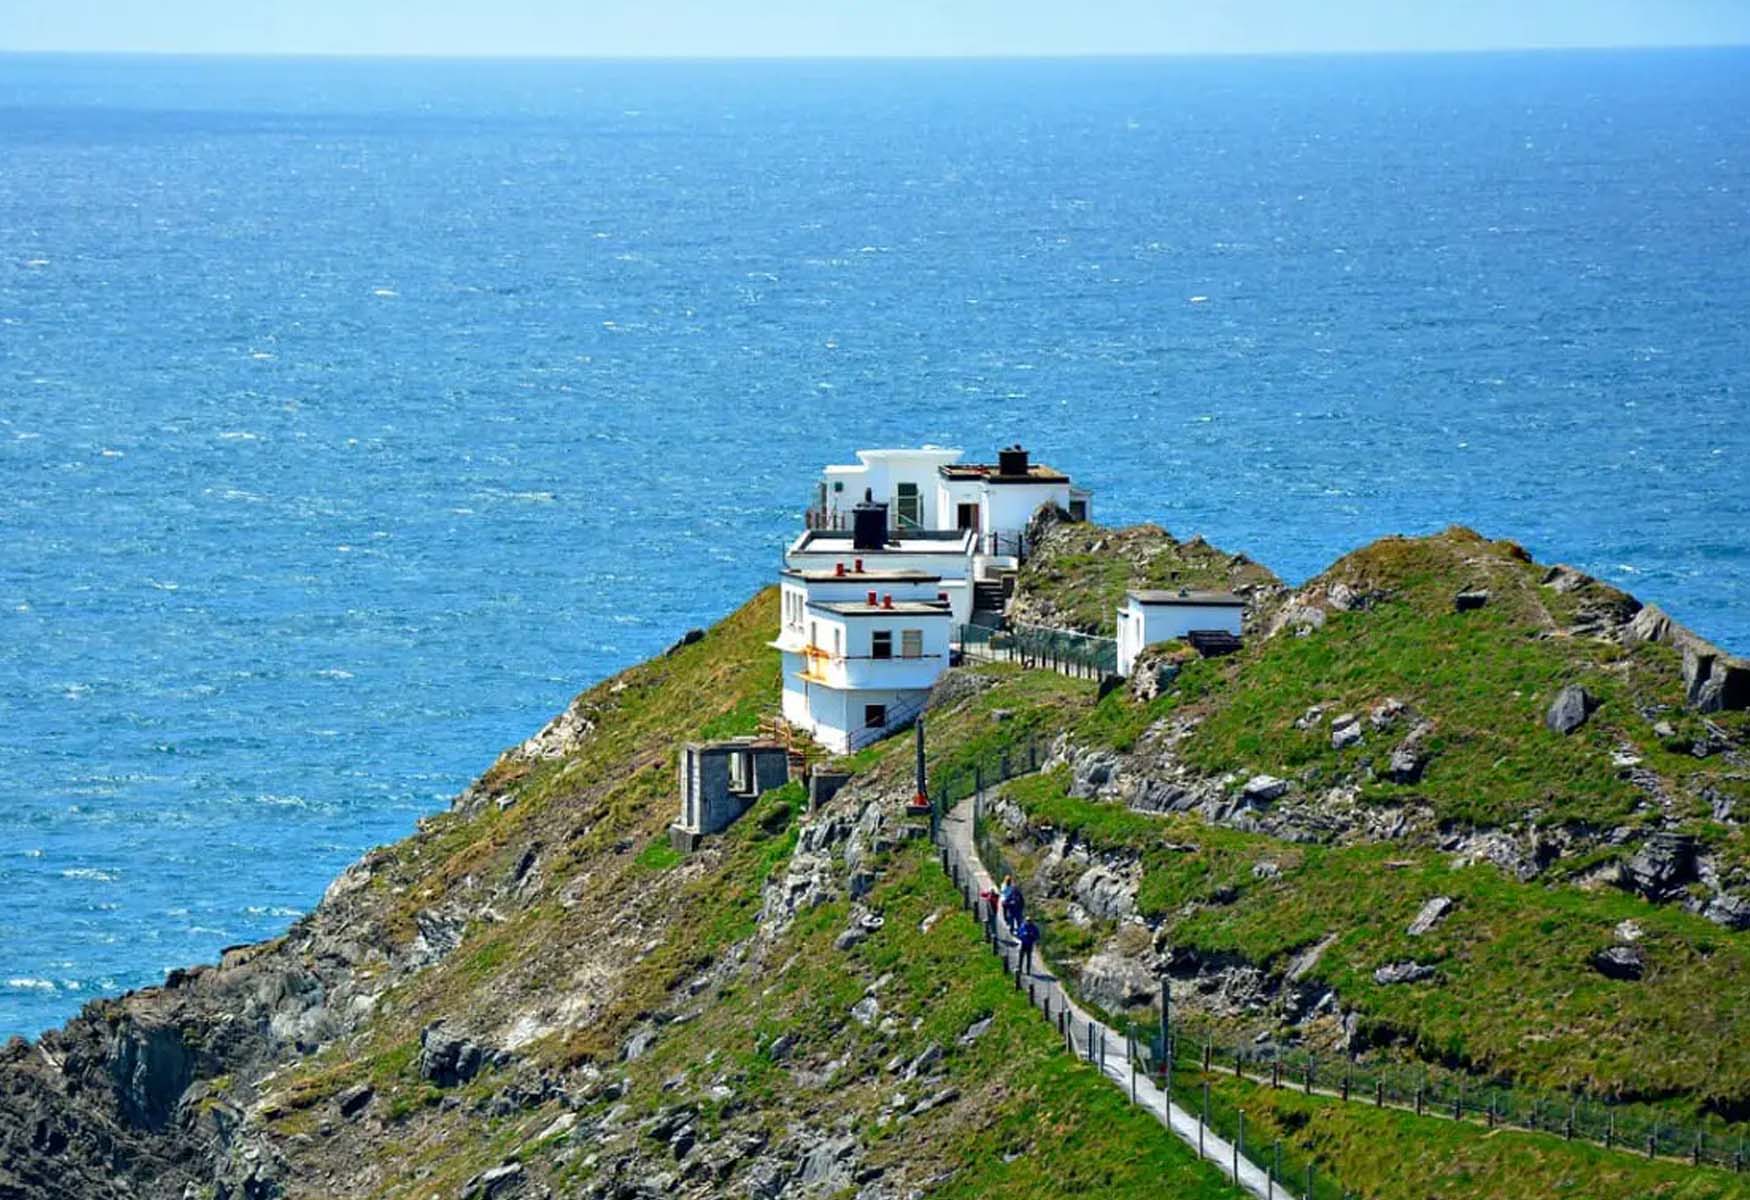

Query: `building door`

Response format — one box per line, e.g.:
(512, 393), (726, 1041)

(864, 704), (887, 730)
(895, 482), (922, 529)
(956, 502), (979, 531)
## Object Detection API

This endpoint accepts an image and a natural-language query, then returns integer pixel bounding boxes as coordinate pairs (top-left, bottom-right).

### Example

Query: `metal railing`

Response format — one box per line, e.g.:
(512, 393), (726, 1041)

(955, 621), (1118, 679)
(843, 690), (933, 753)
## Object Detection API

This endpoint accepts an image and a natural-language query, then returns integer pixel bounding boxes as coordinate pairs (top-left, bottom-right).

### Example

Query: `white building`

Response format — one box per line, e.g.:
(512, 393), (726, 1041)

(780, 443), (1090, 753)
(805, 444), (1089, 579)
(1115, 589), (1245, 676)
(772, 562), (953, 753)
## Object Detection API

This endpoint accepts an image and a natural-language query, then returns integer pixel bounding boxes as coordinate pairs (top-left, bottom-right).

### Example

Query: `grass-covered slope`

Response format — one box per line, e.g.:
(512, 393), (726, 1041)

(980, 523), (1750, 1200)
(6, 587), (1234, 1199)
(1008, 516), (1283, 635)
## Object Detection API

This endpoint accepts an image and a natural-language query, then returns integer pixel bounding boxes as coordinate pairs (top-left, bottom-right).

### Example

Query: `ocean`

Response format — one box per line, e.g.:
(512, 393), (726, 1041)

(1, 50), (1746, 1039)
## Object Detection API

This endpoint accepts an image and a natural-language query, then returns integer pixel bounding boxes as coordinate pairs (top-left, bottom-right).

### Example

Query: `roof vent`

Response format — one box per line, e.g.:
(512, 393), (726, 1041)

(997, 444), (1029, 477)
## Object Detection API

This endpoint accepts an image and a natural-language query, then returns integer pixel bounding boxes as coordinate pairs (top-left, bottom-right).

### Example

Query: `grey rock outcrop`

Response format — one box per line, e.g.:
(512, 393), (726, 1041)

(1545, 685), (1594, 735)
(1621, 832), (1697, 901)
(1407, 896), (1454, 937)
(1590, 945), (1646, 981)
(1373, 961), (1436, 985)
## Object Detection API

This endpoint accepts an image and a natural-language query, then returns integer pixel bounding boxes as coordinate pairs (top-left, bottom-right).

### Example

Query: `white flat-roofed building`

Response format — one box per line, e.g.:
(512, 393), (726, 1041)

(809, 446), (964, 533)
(1115, 589), (1245, 676)
(773, 581), (953, 753)
(784, 529), (977, 624)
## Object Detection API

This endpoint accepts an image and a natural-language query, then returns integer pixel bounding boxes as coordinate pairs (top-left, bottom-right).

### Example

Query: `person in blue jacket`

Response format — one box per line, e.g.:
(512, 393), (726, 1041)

(1016, 916), (1041, 975)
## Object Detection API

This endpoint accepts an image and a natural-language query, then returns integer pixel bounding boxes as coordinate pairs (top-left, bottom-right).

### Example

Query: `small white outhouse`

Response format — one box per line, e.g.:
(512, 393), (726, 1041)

(1115, 589), (1245, 676)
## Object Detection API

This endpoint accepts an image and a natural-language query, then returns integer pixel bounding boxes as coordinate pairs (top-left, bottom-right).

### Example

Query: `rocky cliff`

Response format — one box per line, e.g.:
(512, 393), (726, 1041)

(5, 522), (1748, 1200)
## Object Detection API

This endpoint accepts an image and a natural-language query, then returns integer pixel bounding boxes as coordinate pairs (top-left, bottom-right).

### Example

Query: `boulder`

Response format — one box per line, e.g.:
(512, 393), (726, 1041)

(1545, 685), (1594, 735)
(1081, 948), (1159, 1011)
(1369, 698), (1405, 729)
(1407, 896), (1454, 937)
(1454, 590), (1490, 612)
(1241, 774), (1290, 804)
(1590, 945), (1645, 981)
(464, 1162), (524, 1199)
(334, 1083), (372, 1119)
(1074, 862), (1139, 921)
(420, 1023), (504, 1085)
(1387, 742), (1426, 784)
(1704, 893), (1750, 931)
(1372, 961), (1436, 985)
(1330, 714), (1363, 750)
(1621, 832), (1696, 901)
(664, 628), (705, 655)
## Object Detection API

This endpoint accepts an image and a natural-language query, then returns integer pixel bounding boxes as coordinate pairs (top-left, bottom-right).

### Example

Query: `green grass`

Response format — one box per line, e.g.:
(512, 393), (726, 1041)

(998, 768), (1750, 1115)
(1195, 1072), (1750, 1200)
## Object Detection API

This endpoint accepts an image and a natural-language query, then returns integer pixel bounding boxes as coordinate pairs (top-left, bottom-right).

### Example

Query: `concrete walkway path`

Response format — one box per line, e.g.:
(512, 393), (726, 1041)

(940, 797), (1295, 1200)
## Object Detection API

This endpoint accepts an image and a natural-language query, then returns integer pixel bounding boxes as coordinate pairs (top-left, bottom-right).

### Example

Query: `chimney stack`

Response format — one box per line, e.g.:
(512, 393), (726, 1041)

(867, 590), (878, 606)
(883, 594), (894, 610)
(835, 561), (846, 576)
(851, 487), (888, 552)
(997, 444), (1030, 477)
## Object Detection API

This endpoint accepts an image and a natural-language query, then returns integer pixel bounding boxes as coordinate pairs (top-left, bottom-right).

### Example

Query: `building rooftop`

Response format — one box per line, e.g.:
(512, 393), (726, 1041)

(1128, 589), (1245, 606)
(809, 600), (954, 617)
(790, 528), (975, 553)
(781, 567), (944, 584)
(939, 461), (1071, 484)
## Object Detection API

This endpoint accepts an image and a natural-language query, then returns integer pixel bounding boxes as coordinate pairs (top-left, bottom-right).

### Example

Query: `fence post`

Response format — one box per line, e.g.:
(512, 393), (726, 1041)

(1129, 1032), (1137, 1102)
(1342, 1067), (1350, 1102)
(1203, 1039), (1212, 1074)
(1305, 1163), (1314, 1197)
(1415, 1084), (1423, 1117)
(1605, 1105), (1613, 1149)
(1567, 1103), (1575, 1142)
(1456, 1081), (1463, 1122)
(1029, 736), (1037, 771)
(1376, 1079), (1384, 1108)
(1272, 1050), (1280, 1089)
(1234, 1110), (1243, 1184)
(1272, 1140), (1281, 1200)
(1200, 1080), (1209, 1157)
(1304, 1057), (1313, 1096)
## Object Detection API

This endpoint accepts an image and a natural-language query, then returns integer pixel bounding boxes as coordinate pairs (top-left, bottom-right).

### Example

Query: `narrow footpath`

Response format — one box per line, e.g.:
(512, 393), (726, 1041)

(939, 796), (1293, 1200)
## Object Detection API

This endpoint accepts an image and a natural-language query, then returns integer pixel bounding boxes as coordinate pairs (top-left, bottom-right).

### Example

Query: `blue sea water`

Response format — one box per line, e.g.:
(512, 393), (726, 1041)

(2, 50), (1747, 1039)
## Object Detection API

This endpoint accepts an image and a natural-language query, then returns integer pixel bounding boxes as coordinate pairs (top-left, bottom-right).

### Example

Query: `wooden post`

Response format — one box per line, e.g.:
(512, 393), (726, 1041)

(1376, 1079), (1384, 1107)
(1342, 1068), (1351, 1102)
(1304, 1058), (1313, 1096)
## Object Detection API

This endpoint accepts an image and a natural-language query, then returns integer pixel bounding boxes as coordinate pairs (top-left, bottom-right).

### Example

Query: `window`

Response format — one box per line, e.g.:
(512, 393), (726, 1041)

(1069, 498), (1088, 522)
(871, 630), (893, 659)
(833, 480), (844, 493)
(864, 704), (887, 729)
(729, 750), (754, 795)
(900, 629), (923, 658)
(895, 482), (922, 529)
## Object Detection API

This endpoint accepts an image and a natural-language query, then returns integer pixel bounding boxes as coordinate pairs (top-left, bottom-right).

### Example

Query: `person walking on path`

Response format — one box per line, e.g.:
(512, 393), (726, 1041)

(978, 884), (1000, 940)
(1017, 916), (1041, 976)
(999, 875), (1022, 936)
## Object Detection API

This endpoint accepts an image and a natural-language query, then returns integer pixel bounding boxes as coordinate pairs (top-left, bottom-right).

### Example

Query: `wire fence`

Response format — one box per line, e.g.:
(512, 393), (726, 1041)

(924, 752), (1750, 1187)
(955, 621), (1118, 679)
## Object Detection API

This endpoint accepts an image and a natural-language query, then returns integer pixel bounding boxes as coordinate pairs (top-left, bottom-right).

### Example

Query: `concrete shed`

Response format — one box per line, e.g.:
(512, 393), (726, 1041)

(1116, 589), (1245, 676)
(670, 738), (791, 850)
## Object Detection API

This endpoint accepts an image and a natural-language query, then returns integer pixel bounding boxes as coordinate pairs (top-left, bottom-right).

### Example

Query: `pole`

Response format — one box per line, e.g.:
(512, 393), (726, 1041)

(1234, 1110), (1242, 1184)
(1200, 1080), (1208, 1157)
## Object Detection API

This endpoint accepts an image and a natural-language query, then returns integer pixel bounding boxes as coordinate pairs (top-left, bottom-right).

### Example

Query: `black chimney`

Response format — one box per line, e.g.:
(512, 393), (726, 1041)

(997, 444), (1030, 477)
(851, 487), (889, 551)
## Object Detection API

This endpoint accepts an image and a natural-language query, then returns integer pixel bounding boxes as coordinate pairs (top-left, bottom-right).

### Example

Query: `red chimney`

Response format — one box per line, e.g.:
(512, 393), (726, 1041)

(867, 590), (878, 606)
(854, 558), (864, 573)
(835, 561), (846, 576)
(883, 594), (894, 609)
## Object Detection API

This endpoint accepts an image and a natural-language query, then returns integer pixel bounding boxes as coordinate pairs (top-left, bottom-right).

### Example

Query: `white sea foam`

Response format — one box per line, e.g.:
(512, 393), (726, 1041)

(315, 668), (354, 680)
(373, 287), (398, 297)
(60, 867), (118, 882)
(148, 579), (179, 591)
(1188, 295), (1209, 303)
(5, 978), (55, 991)
(218, 431), (260, 441)
(100, 448), (123, 458)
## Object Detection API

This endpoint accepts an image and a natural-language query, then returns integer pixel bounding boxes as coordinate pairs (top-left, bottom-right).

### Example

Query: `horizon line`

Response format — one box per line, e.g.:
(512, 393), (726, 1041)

(3, 41), (1748, 63)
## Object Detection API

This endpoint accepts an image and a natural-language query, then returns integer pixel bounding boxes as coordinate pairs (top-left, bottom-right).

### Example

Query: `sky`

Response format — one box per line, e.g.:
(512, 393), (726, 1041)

(2, 0), (1749, 58)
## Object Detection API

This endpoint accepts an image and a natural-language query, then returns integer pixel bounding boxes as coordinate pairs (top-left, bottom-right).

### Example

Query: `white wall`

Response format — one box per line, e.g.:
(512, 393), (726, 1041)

(981, 482), (1072, 541)
(1116, 601), (1244, 675)
(786, 549), (973, 623)
(819, 448), (961, 529)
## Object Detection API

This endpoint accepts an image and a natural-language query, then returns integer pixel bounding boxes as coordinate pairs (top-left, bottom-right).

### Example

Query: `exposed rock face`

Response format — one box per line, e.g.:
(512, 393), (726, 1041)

(1621, 832), (1697, 902)
(419, 1022), (506, 1087)
(1591, 945), (1646, 981)
(1546, 685), (1595, 735)
(1330, 714), (1363, 750)
(1082, 949), (1160, 1012)
(1407, 896), (1454, 937)
(1373, 961), (1436, 985)
(1454, 590), (1490, 612)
